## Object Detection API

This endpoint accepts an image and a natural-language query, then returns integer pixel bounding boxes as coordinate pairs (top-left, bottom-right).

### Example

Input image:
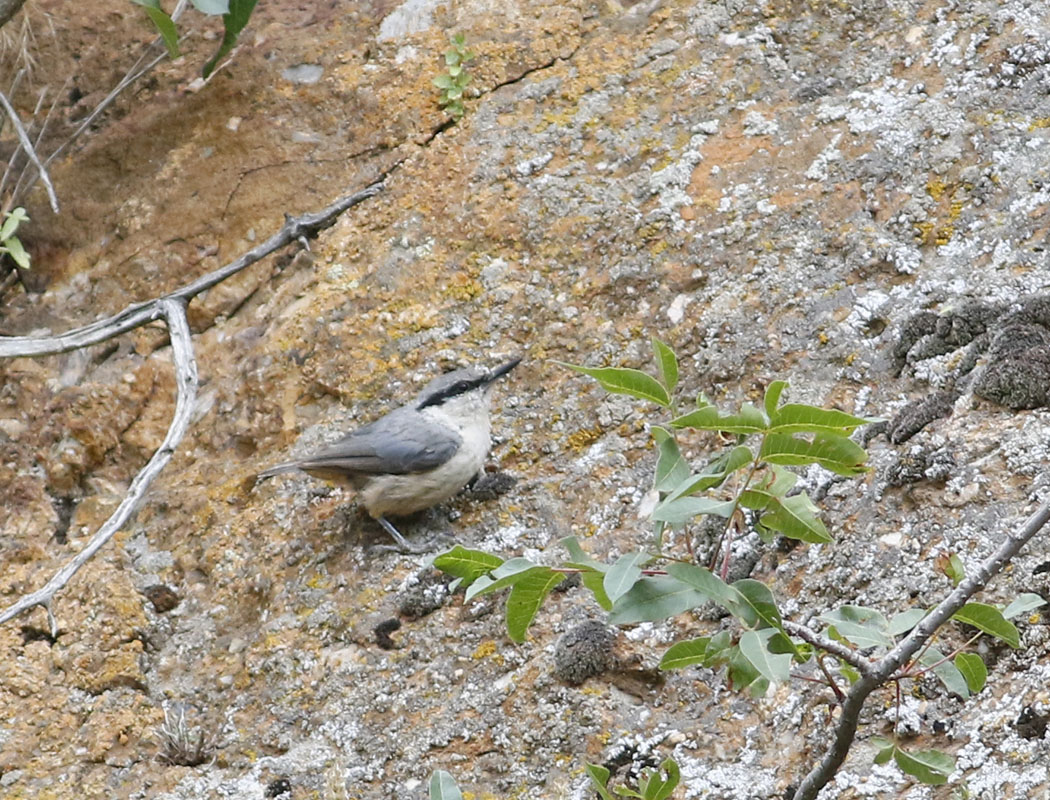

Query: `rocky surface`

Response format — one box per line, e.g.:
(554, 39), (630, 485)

(2, 0), (1050, 798)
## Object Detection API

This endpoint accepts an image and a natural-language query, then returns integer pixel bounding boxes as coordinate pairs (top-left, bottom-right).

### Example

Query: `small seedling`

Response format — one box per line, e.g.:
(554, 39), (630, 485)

(433, 33), (475, 120)
(0, 207), (30, 269)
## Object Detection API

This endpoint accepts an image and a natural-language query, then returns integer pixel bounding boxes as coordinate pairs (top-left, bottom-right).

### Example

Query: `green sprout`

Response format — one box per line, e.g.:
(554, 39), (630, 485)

(0, 207), (30, 270)
(433, 33), (475, 120)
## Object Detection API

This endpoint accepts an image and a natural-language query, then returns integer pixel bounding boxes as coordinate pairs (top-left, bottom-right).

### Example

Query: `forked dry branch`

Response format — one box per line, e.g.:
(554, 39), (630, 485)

(0, 179), (385, 635)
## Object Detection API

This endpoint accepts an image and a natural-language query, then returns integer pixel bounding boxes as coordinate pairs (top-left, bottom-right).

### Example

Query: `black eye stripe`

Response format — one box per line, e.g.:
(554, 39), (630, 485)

(417, 377), (487, 409)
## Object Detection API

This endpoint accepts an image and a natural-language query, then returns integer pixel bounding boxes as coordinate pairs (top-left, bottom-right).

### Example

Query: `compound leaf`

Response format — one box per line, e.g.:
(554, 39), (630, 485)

(760, 432), (869, 476)
(671, 403), (768, 434)
(433, 546), (504, 586)
(651, 337), (679, 393)
(759, 492), (831, 543)
(604, 551), (650, 605)
(652, 427), (690, 492)
(429, 770), (463, 800)
(952, 602), (1020, 648)
(768, 403), (876, 435)
(202, 0), (259, 78)
(559, 363), (671, 407)
(505, 567), (565, 642)
(1003, 592), (1046, 620)
(608, 576), (707, 624)
(893, 747), (954, 785)
(954, 652), (987, 694)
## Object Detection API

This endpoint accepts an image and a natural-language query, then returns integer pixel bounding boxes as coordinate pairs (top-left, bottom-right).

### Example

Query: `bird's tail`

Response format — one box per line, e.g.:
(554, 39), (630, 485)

(256, 462), (302, 481)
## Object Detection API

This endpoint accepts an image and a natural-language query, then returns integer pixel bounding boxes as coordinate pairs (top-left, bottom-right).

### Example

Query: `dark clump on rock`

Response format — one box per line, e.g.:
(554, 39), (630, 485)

(934, 300), (1003, 347)
(884, 446), (956, 487)
(397, 569), (454, 620)
(986, 323), (1050, 359)
(974, 346), (1050, 409)
(892, 310), (939, 373)
(553, 620), (616, 685)
(887, 391), (956, 444)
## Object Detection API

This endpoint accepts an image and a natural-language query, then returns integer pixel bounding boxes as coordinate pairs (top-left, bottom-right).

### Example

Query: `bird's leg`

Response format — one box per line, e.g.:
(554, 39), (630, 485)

(373, 515), (445, 555)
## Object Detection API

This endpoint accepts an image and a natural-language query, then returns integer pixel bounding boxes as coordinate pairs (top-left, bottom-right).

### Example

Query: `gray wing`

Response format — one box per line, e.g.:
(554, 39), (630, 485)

(285, 406), (462, 477)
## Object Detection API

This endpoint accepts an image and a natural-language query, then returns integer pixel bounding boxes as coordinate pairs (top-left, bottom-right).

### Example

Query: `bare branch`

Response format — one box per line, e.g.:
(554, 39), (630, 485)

(0, 179), (385, 631)
(791, 497), (1050, 800)
(782, 619), (875, 676)
(0, 87), (58, 212)
(0, 179), (384, 357)
(0, 297), (197, 637)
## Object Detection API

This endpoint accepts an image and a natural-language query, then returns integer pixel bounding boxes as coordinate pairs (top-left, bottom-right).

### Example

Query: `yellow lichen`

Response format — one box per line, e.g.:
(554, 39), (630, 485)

(567, 426), (603, 451)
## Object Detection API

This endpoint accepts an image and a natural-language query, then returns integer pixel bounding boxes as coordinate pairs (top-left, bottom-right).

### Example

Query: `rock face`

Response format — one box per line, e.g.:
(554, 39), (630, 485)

(3, 0), (1050, 798)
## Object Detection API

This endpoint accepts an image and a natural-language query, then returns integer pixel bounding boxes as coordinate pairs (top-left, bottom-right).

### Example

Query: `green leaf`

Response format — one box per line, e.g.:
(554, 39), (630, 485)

(728, 645), (767, 696)
(1003, 592), (1047, 620)
(464, 557), (538, 601)
(952, 602), (1020, 648)
(738, 464), (798, 509)
(202, 0), (259, 78)
(651, 427), (690, 493)
(941, 552), (966, 586)
(764, 381), (788, 419)
(3, 236), (30, 270)
(585, 764), (615, 800)
(768, 403), (876, 435)
(839, 661), (861, 685)
(651, 495), (737, 525)
(919, 647), (969, 698)
(608, 576), (707, 624)
(665, 563), (746, 619)
(604, 551), (650, 605)
(429, 770), (463, 800)
(659, 636), (714, 670)
(760, 432), (869, 476)
(558, 363), (671, 407)
(871, 736), (895, 765)
(560, 536), (605, 570)
(582, 570), (613, 610)
(818, 606), (893, 649)
(447, 64), (462, 78)
(893, 746), (954, 785)
(954, 652), (987, 693)
(738, 629), (793, 684)
(888, 607), (927, 636)
(664, 445), (753, 502)
(433, 546), (504, 586)
(0, 207), (28, 241)
(731, 579), (784, 631)
(132, 0), (181, 57)
(192, 0), (229, 13)
(505, 567), (565, 642)
(432, 73), (454, 89)
(759, 492), (831, 543)
(651, 338), (679, 393)
(671, 403), (768, 434)
(640, 758), (680, 800)
(446, 86), (464, 100)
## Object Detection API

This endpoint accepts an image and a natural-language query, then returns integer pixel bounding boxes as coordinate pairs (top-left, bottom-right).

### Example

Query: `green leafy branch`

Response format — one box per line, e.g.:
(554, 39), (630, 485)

(432, 33), (475, 120)
(0, 207), (30, 269)
(432, 340), (1050, 797)
(132, 0), (259, 77)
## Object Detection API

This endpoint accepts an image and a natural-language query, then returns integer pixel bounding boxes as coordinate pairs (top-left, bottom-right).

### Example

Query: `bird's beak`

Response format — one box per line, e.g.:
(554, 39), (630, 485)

(486, 357), (522, 383)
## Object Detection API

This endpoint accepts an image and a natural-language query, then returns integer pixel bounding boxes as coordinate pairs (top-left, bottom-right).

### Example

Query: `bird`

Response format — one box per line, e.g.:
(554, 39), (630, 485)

(257, 357), (521, 552)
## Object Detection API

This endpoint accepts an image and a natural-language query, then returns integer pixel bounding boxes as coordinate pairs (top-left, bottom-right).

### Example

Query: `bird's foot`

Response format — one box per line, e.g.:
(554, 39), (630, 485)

(372, 516), (451, 555)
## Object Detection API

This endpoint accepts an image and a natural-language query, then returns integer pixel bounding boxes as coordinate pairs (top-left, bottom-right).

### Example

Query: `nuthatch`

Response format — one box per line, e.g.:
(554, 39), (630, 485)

(258, 358), (520, 552)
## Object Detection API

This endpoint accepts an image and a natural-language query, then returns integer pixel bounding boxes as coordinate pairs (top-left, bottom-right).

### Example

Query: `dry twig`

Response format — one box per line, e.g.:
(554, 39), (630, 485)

(0, 179), (384, 635)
